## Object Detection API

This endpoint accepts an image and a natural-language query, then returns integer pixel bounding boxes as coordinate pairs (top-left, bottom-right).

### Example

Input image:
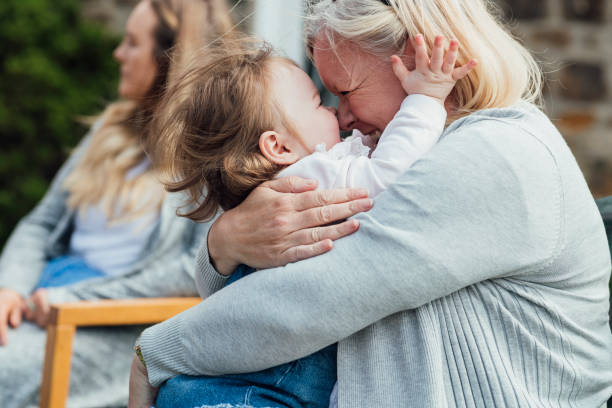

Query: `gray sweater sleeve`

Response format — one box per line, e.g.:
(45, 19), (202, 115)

(193, 216), (230, 299)
(140, 118), (562, 386)
(0, 129), (96, 297)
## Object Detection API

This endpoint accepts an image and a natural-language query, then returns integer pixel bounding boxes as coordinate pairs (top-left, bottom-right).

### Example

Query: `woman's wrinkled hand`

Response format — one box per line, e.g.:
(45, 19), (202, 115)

(128, 353), (158, 408)
(24, 288), (51, 328)
(0, 288), (26, 346)
(208, 176), (373, 276)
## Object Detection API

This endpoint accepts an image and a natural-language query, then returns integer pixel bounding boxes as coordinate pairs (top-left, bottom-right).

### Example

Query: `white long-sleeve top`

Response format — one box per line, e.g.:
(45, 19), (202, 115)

(277, 94), (447, 196)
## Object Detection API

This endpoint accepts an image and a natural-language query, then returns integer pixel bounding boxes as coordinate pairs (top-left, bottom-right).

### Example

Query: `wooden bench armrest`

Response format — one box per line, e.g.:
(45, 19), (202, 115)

(41, 297), (201, 408)
(49, 297), (202, 326)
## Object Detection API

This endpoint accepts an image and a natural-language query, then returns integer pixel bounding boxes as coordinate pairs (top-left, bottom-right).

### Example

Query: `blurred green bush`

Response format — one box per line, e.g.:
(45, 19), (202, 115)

(0, 0), (119, 248)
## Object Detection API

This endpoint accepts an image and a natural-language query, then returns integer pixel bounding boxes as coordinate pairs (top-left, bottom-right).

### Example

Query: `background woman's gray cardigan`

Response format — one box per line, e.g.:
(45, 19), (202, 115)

(0, 125), (207, 407)
(140, 102), (612, 407)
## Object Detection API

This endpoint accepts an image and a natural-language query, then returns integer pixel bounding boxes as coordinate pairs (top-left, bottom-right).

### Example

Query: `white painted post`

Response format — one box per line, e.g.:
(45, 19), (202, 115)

(252, 0), (306, 68)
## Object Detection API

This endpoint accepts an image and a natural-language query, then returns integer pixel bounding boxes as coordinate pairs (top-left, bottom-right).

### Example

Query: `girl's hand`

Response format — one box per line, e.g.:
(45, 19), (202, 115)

(0, 288), (26, 346)
(208, 176), (373, 276)
(391, 34), (477, 105)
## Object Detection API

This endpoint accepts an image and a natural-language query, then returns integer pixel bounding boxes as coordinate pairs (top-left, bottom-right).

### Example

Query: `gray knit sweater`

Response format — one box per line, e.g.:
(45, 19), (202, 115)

(0, 124), (207, 407)
(140, 102), (612, 407)
(0, 125), (207, 304)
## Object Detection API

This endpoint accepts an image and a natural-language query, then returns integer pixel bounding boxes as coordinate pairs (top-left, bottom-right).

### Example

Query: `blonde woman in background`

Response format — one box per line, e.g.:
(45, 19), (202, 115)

(131, 0), (612, 407)
(0, 0), (234, 406)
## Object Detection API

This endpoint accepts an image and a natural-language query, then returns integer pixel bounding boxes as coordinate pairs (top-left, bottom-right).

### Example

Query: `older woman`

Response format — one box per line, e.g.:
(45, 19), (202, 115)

(0, 0), (234, 406)
(131, 0), (612, 407)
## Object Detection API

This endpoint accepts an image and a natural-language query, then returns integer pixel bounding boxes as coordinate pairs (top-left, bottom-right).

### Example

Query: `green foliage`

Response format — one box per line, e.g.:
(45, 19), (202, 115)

(0, 0), (119, 247)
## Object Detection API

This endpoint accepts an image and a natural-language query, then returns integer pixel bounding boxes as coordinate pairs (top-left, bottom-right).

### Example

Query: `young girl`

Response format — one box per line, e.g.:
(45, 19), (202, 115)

(150, 37), (475, 408)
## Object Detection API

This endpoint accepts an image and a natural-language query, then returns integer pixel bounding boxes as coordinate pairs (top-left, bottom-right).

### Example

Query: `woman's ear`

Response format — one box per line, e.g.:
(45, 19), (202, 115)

(259, 131), (300, 166)
(399, 39), (416, 71)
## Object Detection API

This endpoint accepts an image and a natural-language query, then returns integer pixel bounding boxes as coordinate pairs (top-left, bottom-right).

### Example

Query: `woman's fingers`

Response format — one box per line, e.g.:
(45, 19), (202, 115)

(289, 219), (360, 247)
(295, 198), (373, 230)
(8, 305), (22, 329)
(263, 176), (318, 194)
(430, 36), (445, 72)
(0, 305), (8, 346)
(0, 289), (25, 346)
(31, 290), (50, 328)
(293, 187), (369, 212)
(280, 239), (334, 265)
(442, 39), (459, 74)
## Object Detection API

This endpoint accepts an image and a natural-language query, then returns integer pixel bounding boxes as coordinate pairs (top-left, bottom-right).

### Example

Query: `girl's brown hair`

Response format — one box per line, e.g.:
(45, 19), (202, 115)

(63, 0), (234, 222)
(153, 41), (298, 222)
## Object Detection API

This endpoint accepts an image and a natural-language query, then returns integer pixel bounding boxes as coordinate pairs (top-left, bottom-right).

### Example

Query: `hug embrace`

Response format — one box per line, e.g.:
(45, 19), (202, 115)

(129, 0), (612, 407)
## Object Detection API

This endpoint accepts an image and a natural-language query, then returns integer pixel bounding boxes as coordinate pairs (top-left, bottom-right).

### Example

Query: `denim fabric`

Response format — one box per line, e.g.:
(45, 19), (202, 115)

(155, 265), (336, 408)
(35, 255), (105, 289)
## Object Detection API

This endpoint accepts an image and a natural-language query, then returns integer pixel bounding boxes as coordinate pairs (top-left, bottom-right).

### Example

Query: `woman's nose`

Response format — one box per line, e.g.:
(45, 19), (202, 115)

(337, 99), (357, 131)
(325, 106), (338, 116)
(113, 43), (125, 63)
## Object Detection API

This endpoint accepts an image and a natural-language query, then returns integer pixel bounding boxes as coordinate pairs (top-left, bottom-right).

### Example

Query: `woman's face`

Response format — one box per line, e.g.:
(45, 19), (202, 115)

(313, 34), (413, 136)
(113, 1), (159, 100)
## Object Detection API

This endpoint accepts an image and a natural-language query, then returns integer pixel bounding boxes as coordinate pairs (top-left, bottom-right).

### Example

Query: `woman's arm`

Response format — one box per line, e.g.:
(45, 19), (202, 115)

(140, 118), (562, 386)
(202, 176), (373, 278)
(0, 127), (97, 297)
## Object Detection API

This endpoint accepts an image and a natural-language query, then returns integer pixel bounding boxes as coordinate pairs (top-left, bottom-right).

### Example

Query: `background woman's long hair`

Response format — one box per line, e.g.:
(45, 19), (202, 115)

(63, 0), (234, 222)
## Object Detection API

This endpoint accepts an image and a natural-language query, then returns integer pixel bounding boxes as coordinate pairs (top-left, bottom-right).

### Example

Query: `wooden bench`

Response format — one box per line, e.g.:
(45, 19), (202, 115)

(39, 297), (201, 408)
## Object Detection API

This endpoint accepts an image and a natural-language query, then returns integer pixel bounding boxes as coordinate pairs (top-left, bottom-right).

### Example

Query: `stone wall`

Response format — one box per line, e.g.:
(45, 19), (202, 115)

(497, 0), (612, 197)
(82, 0), (138, 35)
(84, 0), (612, 197)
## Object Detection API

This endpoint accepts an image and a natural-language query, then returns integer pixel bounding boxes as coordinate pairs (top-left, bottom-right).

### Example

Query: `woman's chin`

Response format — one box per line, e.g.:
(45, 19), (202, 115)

(118, 85), (140, 101)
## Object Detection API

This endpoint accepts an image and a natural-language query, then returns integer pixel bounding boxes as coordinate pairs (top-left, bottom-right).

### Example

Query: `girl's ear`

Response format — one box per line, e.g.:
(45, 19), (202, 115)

(259, 131), (300, 166)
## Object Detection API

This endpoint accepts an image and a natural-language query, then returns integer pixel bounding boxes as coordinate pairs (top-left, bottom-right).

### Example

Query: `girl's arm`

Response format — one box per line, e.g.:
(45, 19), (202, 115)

(280, 94), (446, 197)
(139, 117), (562, 386)
(281, 35), (477, 198)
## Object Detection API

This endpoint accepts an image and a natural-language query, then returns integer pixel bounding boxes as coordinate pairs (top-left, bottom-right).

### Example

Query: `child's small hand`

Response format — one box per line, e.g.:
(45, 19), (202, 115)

(391, 34), (477, 105)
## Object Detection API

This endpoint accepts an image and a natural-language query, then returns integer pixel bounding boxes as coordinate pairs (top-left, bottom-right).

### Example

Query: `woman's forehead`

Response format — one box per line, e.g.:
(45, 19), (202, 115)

(312, 35), (377, 91)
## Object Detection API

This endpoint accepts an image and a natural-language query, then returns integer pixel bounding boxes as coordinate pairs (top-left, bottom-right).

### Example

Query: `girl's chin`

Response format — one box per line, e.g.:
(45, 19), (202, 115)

(368, 130), (382, 143)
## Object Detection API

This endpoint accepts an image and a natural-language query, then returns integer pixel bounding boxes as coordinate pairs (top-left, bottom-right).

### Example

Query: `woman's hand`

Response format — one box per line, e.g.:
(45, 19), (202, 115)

(24, 288), (51, 328)
(0, 288), (26, 346)
(128, 353), (158, 408)
(209, 176), (373, 275)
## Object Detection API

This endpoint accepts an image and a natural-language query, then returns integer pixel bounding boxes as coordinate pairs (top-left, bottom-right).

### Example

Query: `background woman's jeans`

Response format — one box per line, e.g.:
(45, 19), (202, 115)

(35, 255), (105, 289)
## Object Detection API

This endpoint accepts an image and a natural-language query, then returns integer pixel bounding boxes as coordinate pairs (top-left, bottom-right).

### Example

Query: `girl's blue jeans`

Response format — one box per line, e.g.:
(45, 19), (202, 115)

(155, 264), (337, 408)
(156, 343), (337, 408)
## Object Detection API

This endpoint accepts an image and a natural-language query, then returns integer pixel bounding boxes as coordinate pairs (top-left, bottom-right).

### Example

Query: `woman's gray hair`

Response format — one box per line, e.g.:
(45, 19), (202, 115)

(305, 0), (407, 58)
(305, 0), (544, 120)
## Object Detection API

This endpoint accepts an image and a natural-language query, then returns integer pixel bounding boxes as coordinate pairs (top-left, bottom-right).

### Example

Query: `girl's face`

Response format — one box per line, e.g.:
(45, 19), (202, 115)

(313, 34), (414, 137)
(268, 61), (341, 157)
(113, 1), (159, 100)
